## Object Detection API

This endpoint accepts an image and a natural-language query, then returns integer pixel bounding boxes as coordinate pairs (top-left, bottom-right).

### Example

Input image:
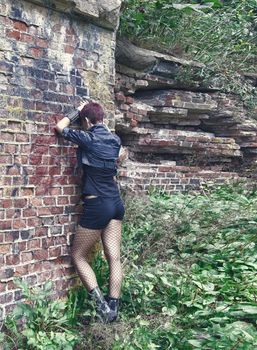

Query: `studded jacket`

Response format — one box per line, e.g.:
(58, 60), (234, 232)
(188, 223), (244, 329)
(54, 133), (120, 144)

(62, 124), (121, 170)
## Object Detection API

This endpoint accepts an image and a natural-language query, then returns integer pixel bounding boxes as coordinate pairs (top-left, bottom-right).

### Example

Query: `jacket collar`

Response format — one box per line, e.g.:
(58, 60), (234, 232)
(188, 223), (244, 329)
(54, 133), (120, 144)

(88, 124), (108, 133)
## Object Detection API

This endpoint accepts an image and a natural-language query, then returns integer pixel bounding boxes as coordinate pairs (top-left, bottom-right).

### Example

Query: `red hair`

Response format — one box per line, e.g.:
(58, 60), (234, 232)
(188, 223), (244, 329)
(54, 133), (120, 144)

(80, 102), (104, 124)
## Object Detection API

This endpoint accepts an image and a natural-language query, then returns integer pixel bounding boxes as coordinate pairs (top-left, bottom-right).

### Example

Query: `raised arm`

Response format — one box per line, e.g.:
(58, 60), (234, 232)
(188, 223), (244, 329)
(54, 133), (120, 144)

(55, 102), (87, 134)
(55, 116), (71, 134)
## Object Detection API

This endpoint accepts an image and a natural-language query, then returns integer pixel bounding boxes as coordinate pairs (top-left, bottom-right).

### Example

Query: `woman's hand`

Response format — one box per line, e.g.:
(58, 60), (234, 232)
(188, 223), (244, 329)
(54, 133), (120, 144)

(77, 101), (88, 112)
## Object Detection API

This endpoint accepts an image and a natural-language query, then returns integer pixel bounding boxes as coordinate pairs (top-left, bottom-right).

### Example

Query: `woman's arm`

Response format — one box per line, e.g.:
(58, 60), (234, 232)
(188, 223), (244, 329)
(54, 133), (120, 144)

(55, 116), (71, 134)
(55, 102), (88, 134)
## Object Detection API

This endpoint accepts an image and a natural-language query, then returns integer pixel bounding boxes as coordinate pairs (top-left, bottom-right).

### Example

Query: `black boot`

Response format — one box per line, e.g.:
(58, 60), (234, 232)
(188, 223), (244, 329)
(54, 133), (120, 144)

(106, 296), (120, 322)
(88, 287), (112, 323)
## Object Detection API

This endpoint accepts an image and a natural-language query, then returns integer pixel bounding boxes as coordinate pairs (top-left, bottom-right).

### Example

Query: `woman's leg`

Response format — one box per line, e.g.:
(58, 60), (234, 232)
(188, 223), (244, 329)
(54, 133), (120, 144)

(101, 219), (123, 298)
(71, 225), (102, 291)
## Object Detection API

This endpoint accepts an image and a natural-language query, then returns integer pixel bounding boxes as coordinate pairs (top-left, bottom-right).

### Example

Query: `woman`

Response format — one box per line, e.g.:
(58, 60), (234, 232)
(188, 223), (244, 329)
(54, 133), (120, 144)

(55, 101), (126, 323)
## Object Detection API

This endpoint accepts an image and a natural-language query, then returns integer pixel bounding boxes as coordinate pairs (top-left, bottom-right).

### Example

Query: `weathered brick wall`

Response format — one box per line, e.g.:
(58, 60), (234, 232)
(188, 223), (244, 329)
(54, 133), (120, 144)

(115, 66), (257, 193)
(0, 0), (118, 319)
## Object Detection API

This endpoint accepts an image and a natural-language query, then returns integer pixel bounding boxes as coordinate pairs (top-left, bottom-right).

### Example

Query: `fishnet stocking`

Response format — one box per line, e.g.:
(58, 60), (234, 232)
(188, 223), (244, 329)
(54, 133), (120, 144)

(71, 225), (102, 291)
(71, 220), (123, 299)
(101, 220), (123, 299)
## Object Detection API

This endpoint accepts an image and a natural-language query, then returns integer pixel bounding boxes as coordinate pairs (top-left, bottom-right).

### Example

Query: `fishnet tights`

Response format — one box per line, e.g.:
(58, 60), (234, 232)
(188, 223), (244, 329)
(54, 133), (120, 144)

(71, 220), (123, 299)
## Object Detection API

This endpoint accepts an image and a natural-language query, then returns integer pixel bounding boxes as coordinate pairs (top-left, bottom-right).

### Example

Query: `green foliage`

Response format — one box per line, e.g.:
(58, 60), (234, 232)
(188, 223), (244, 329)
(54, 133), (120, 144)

(119, 0), (257, 108)
(113, 181), (257, 349)
(1, 182), (257, 349)
(0, 280), (80, 350)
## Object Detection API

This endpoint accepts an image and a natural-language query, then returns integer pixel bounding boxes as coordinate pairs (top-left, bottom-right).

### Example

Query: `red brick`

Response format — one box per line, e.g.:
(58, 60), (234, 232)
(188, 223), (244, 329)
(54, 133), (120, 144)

(43, 197), (56, 205)
(1, 131), (15, 142)
(4, 144), (17, 153)
(35, 186), (49, 196)
(51, 206), (64, 214)
(6, 209), (17, 219)
(32, 145), (48, 155)
(49, 167), (61, 176)
(0, 293), (13, 304)
(27, 217), (42, 227)
(0, 244), (11, 254)
(7, 165), (20, 175)
(29, 176), (52, 186)
(30, 198), (43, 206)
(53, 176), (68, 185)
(21, 144), (31, 153)
(0, 282), (7, 293)
(49, 247), (62, 258)
(15, 133), (29, 142)
(61, 186), (74, 195)
(126, 96), (134, 104)
(13, 20), (29, 32)
(27, 239), (41, 250)
(5, 254), (20, 265)
(115, 92), (126, 102)
(57, 197), (69, 205)
(29, 47), (44, 58)
(35, 37), (48, 48)
(7, 281), (17, 290)
(33, 249), (48, 261)
(37, 207), (52, 215)
(33, 135), (56, 145)
(58, 216), (70, 224)
(6, 30), (21, 40)
(130, 119), (138, 128)
(20, 33), (34, 43)
(38, 271), (51, 283)
(22, 208), (37, 217)
(20, 187), (34, 196)
(0, 220), (12, 230)
(15, 265), (29, 276)
(0, 155), (12, 163)
(41, 261), (52, 271)
(35, 166), (49, 176)
(35, 227), (48, 237)
(2, 177), (12, 185)
(64, 45), (74, 54)
(0, 210), (5, 220)
(13, 219), (27, 229)
(21, 252), (33, 263)
(13, 198), (27, 208)
(29, 262), (42, 273)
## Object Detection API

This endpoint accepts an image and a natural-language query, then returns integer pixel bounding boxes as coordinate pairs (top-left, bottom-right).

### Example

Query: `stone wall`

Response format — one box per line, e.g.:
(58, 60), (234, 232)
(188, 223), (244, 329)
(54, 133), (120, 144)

(115, 41), (257, 194)
(0, 0), (120, 319)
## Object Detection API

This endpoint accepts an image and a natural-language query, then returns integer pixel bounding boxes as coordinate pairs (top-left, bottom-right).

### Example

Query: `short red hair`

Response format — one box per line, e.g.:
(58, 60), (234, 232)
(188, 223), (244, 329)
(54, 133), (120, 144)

(80, 102), (104, 124)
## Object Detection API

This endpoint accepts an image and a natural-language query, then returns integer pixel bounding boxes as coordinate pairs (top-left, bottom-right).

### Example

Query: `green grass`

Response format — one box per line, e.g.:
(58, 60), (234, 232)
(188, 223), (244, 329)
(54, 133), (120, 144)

(1, 181), (257, 349)
(118, 0), (257, 109)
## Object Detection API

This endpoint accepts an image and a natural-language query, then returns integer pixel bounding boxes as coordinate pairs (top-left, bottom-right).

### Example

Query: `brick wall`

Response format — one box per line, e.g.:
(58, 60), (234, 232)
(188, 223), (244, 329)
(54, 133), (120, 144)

(118, 162), (240, 194)
(0, 0), (116, 319)
(115, 70), (257, 193)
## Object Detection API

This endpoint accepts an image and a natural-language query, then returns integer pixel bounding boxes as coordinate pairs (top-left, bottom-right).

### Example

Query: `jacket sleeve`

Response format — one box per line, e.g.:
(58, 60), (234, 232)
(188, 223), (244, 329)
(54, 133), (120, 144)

(62, 127), (92, 149)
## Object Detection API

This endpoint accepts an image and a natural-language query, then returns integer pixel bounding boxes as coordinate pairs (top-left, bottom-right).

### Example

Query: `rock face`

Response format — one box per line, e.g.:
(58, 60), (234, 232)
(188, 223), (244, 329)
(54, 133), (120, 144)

(27, 0), (122, 29)
(115, 45), (257, 194)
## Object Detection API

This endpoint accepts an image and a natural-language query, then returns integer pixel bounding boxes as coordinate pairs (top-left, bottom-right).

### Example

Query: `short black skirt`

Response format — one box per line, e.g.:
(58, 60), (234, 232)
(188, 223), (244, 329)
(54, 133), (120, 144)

(79, 196), (125, 230)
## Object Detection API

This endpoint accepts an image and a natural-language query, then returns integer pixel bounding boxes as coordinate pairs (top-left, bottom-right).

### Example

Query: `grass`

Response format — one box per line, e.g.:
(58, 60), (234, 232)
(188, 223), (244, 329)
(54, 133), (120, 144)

(1, 181), (257, 349)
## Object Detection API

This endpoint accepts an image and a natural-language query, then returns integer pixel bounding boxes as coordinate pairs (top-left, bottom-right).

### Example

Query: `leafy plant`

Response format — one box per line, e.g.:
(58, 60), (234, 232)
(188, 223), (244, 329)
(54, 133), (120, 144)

(1, 182), (257, 349)
(0, 280), (80, 350)
(112, 181), (257, 349)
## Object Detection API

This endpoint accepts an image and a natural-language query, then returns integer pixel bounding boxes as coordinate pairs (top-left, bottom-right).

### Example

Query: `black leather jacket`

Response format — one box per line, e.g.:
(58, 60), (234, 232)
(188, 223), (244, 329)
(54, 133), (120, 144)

(62, 124), (121, 170)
